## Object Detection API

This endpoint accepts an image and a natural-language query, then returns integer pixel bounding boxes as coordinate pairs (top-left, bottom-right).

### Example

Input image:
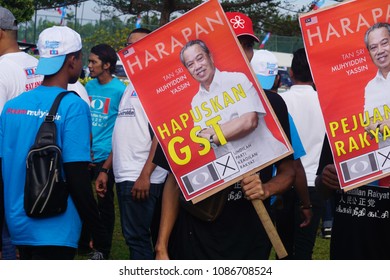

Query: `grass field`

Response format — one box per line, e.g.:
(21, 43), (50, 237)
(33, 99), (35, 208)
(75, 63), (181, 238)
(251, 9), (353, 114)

(78, 187), (331, 260)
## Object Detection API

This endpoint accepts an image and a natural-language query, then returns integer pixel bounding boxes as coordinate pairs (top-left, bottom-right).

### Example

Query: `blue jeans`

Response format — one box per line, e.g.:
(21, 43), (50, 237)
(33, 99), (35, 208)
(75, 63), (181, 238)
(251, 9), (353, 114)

(116, 181), (163, 260)
(322, 196), (334, 229)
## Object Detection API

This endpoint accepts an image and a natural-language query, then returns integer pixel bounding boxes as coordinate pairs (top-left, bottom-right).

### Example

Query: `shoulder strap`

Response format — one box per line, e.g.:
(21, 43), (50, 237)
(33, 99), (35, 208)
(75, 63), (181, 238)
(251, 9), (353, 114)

(34, 90), (78, 146)
(44, 90), (79, 122)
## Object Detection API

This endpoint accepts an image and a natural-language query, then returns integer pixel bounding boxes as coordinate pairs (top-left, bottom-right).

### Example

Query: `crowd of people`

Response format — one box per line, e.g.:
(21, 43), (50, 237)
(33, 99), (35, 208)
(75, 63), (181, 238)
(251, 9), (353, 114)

(0, 5), (389, 260)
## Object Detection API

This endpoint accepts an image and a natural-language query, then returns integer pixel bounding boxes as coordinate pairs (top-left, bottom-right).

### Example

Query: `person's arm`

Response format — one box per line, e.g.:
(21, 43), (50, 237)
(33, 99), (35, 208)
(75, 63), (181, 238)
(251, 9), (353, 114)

(315, 136), (339, 199)
(95, 152), (113, 198)
(239, 92), (294, 200)
(132, 136), (159, 201)
(264, 158), (295, 197)
(241, 158), (295, 201)
(293, 159), (312, 228)
(155, 173), (180, 260)
(63, 161), (110, 258)
(315, 164), (340, 198)
(198, 112), (258, 145)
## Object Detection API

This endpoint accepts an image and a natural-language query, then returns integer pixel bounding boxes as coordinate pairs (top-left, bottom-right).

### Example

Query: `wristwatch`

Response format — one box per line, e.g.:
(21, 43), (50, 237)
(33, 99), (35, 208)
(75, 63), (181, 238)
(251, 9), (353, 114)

(209, 134), (218, 148)
(100, 167), (110, 174)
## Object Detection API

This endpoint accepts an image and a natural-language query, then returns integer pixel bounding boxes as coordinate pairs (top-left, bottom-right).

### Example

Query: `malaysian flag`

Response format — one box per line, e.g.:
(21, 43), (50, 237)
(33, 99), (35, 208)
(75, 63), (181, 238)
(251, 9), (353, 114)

(305, 16), (318, 26)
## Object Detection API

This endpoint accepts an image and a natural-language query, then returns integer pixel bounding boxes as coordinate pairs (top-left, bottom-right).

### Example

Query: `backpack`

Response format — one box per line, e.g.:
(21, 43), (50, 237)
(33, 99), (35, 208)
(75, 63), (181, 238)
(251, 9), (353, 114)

(24, 91), (77, 218)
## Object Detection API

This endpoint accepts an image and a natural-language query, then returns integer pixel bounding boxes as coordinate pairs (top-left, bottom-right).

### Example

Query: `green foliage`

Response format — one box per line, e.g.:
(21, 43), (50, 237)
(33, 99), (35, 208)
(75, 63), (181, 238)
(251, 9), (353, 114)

(83, 18), (132, 52)
(94, 0), (305, 36)
(34, 0), (89, 9)
(0, 0), (35, 23)
(17, 15), (136, 66)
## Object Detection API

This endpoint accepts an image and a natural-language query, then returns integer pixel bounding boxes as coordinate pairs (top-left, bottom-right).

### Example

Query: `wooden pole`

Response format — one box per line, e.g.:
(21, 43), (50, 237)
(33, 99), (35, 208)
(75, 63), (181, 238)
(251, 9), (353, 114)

(251, 199), (288, 259)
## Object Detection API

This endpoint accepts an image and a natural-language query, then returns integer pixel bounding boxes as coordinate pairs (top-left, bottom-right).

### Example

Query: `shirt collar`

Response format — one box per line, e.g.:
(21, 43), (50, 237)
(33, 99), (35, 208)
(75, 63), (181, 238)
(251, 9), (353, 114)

(375, 69), (390, 81)
(198, 68), (221, 95)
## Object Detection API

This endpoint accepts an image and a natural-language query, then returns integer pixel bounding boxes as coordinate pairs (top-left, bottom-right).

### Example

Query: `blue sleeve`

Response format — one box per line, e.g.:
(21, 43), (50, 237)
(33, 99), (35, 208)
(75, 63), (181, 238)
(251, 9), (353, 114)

(61, 99), (92, 163)
(289, 114), (306, 160)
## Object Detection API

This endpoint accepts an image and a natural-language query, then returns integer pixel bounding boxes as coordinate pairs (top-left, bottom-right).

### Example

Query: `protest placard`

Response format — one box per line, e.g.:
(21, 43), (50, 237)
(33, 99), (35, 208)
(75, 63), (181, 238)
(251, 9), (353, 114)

(300, 0), (390, 191)
(118, 0), (292, 201)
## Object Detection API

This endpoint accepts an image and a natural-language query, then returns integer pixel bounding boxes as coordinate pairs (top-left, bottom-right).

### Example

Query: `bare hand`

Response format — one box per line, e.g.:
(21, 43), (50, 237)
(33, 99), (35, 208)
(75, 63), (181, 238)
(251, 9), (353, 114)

(155, 247), (170, 260)
(131, 175), (151, 201)
(95, 172), (108, 198)
(240, 173), (268, 200)
(321, 164), (340, 190)
(299, 208), (313, 228)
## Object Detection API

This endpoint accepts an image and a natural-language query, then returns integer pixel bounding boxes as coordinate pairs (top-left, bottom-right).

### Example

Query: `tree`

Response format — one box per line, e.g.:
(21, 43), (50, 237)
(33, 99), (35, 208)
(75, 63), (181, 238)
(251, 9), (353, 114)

(94, 0), (307, 36)
(0, 0), (35, 22)
(96, 0), (280, 26)
(34, 0), (89, 9)
(0, 1), (92, 26)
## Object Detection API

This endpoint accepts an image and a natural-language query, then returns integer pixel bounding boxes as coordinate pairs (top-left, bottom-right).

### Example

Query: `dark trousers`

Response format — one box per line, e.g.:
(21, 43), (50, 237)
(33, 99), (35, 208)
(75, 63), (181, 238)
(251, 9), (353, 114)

(78, 161), (115, 257)
(272, 188), (296, 260)
(18, 245), (76, 260)
(273, 187), (324, 260)
(293, 187), (324, 259)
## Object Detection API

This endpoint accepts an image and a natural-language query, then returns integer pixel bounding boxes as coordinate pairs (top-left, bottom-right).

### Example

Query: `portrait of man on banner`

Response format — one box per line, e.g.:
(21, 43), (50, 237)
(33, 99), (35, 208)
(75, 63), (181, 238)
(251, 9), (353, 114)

(178, 39), (288, 194)
(363, 22), (390, 149)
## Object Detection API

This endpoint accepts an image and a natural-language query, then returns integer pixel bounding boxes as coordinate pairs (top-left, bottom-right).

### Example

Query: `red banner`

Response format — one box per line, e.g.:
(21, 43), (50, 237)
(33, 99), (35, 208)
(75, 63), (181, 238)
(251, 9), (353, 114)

(118, 0), (292, 200)
(300, 0), (390, 190)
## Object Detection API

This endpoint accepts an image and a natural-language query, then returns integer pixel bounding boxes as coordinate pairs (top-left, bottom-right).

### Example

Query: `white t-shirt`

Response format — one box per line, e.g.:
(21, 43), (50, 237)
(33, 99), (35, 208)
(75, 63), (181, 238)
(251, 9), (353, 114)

(112, 83), (168, 183)
(280, 85), (326, 186)
(0, 52), (43, 112)
(68, 81), (91, 106)
(191, 69), (288, 175)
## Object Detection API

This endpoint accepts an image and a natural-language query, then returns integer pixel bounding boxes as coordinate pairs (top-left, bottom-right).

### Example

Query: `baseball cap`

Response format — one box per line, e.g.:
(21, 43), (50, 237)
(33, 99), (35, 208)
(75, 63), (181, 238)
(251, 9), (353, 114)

(36, 26), (82, 75)
(226, 12), (259, 42)
(0, 6), (18, 30)
(251, 50), (278, 90)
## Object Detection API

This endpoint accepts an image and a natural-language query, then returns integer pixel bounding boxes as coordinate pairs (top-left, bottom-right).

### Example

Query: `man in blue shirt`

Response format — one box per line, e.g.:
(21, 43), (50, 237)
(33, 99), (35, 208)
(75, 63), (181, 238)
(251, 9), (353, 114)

(81, 44), (125, 257)
(0, 26), (109, 260)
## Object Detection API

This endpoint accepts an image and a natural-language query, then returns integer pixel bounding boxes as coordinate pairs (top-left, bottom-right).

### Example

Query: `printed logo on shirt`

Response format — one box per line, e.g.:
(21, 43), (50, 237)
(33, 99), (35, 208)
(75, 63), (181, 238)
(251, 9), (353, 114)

(90, 96), (111, 114)
(24, 67), (37, 79)
(6, 107), (61, 120)
(117, 106), (135, 118)
(130, 90), (137, 97)
(25, 81), (42, 91)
